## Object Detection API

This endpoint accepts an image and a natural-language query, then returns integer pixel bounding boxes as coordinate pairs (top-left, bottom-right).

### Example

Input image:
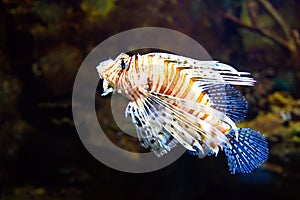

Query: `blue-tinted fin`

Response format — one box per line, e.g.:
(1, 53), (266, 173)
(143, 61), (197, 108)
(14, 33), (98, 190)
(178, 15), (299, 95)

(205, 84), (248, 123)
(188, 145), (203, 156)
(207, 151), (215, 156)
(223, 128), (268, 174)
(188, 142), (213, 158)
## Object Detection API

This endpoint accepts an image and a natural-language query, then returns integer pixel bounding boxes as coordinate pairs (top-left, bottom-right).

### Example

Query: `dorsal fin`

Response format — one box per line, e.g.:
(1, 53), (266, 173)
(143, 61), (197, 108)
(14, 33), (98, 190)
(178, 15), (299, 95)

(205, 84), (248, 123)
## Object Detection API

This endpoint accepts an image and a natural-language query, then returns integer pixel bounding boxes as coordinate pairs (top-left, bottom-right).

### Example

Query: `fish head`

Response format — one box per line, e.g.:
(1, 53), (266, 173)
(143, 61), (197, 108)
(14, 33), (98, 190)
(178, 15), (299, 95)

(97, 53), (130, 79)
(96, 53), (130, 96)
(96, 58), (114, 80)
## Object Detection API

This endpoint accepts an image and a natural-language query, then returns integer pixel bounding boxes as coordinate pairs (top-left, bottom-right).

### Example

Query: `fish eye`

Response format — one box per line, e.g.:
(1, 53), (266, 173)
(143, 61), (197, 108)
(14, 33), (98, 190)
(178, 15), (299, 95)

(118, 59), (128, 69)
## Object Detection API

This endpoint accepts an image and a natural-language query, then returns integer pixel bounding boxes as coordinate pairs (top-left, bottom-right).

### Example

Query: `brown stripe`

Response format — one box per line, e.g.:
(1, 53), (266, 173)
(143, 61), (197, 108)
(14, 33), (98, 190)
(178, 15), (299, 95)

(164, 63), (175, 95)
(106, 66), (121, 87)
(125, 56), (132, 73)
(154, 74), (161, 92)
(147, 54), (154, 90)
(135, 55), (139, 76)
(166, 67), (185, 95)
(172, 70), (186, 96)
(204, 98), (209, 105)
(157, 60), (168, 93)
(196, 91), (205, 103)
(148, 80), (153, 91)
(159, 60), (170, 93)
(181, 78), (194, 99)
(188, 109), (195, 114)
(200, 113), (209, 120)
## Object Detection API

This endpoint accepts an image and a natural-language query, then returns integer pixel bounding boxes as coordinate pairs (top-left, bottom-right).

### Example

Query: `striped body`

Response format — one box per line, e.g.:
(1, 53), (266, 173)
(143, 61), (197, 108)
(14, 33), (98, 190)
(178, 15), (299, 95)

(97, 52), (268, 174)
(100, 53), (230, 130)
(98, 52), (249, 153)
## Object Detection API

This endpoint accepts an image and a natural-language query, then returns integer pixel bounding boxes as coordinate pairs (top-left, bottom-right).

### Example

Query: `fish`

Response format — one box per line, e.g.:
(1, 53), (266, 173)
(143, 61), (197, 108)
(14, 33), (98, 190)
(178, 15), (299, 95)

(96, 52), (268, 174)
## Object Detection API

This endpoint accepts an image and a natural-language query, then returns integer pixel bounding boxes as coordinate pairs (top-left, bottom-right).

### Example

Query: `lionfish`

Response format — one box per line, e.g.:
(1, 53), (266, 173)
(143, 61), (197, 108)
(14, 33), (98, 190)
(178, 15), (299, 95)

(96, 52), (268, 174)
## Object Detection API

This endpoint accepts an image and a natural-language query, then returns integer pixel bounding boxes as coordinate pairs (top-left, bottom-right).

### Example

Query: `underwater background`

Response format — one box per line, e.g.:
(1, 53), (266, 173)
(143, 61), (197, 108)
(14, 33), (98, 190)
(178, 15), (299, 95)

(0, 0), (300, 199)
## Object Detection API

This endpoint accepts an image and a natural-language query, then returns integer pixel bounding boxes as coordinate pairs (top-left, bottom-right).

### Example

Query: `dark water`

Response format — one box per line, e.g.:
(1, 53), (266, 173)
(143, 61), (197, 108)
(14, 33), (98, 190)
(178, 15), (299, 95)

(0, 0), (300, 199)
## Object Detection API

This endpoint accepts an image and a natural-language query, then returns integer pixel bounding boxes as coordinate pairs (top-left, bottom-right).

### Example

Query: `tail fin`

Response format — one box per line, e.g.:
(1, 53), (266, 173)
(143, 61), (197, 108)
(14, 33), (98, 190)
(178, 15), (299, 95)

(223, 128), (268, 174)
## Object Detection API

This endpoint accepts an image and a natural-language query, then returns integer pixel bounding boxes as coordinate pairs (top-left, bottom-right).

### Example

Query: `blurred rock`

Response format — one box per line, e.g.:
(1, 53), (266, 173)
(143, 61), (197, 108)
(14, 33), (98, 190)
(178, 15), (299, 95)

(33, 44), (83, 97)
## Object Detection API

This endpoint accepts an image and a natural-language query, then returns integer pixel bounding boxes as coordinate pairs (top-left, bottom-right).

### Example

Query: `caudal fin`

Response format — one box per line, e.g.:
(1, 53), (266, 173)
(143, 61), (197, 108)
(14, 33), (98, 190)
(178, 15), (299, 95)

(224, 128), (268, 174)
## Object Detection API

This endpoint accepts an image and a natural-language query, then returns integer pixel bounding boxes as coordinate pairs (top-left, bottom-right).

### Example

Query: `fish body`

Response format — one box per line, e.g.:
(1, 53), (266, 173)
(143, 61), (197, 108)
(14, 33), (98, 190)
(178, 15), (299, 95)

(97, 52), (268, 174)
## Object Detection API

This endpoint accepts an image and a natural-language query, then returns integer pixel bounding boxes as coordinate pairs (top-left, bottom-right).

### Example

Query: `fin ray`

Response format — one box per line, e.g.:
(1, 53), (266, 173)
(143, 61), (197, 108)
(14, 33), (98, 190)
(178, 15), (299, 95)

(146, 52), (255, 86)
(223, 128), (268, 174)
(205, 84), (248, 122)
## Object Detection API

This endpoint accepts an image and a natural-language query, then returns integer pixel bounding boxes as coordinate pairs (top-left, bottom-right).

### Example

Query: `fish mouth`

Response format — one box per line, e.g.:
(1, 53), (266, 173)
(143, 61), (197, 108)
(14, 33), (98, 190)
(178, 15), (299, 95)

(96, 58), (114, 79)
